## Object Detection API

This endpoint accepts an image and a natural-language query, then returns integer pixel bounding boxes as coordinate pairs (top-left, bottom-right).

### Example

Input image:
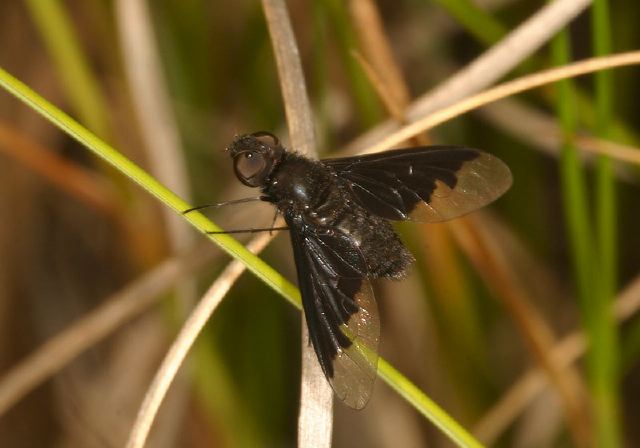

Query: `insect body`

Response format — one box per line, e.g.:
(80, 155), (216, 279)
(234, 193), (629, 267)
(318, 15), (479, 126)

(227, 131), (512, 409)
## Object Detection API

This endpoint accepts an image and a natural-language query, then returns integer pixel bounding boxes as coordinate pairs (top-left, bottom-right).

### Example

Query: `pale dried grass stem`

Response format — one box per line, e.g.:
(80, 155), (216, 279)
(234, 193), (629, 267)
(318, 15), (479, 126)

(363, 51), (640, 155)
(261, 0), (333, 444)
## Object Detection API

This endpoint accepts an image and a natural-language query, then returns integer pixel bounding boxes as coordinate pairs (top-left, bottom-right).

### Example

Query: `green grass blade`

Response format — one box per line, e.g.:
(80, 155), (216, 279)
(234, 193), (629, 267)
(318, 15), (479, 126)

(591, 0), (622, 445)
(552, 32), (593, 310)
(552, 17), (623, 445)
(0, 66), (482, 448)
(551, 27), (596, 444)
(24, 0), (110, 138)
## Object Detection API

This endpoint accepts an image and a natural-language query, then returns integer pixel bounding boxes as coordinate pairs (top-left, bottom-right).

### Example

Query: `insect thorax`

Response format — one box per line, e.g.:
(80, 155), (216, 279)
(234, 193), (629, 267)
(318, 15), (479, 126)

(267, 152), (414, 279)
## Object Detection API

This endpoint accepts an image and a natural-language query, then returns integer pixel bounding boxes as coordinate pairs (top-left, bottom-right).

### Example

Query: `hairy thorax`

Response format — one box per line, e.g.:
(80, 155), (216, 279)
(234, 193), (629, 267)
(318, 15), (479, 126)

(265, 153), (414, 279)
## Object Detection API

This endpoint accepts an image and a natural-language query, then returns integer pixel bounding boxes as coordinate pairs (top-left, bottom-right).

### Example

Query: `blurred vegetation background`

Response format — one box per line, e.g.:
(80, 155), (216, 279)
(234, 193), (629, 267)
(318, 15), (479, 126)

(0, 0), (639, 447)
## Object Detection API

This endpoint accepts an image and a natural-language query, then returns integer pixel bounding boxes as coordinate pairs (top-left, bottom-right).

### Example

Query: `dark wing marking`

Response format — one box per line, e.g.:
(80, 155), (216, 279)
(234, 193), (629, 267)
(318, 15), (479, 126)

(323, 146), (512, 222)
(288, 220), (380, 409)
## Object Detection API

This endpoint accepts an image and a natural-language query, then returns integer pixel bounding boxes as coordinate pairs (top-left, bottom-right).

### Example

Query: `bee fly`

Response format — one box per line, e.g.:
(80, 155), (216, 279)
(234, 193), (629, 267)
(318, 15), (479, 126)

(186, 131), (512, 409)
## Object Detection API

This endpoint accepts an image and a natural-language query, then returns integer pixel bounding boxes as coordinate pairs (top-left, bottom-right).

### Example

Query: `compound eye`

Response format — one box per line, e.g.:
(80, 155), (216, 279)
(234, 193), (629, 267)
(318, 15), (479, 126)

(234, 152), (267, 187)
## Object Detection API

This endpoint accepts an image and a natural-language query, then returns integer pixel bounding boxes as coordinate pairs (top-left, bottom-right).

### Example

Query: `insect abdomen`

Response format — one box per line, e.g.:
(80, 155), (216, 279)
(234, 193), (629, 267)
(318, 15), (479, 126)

(340, 209), (414, 279)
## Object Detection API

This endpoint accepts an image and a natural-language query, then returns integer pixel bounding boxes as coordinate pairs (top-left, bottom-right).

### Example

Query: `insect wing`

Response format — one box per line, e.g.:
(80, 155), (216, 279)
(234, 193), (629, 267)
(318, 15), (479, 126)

(288, 222), (380, 409)
(324, 146), (512, 222)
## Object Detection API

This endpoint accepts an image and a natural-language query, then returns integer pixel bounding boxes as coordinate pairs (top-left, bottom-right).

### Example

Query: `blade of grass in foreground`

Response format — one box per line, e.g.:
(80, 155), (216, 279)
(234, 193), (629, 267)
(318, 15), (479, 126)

(0, 66), (482, 448)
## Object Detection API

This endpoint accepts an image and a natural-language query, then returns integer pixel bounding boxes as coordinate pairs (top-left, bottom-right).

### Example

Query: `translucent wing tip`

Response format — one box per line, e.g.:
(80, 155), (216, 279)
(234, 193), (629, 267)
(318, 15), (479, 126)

(329, 284), (380, 410)
(411, 150), (512, 222)
(473, 151), (513, 199)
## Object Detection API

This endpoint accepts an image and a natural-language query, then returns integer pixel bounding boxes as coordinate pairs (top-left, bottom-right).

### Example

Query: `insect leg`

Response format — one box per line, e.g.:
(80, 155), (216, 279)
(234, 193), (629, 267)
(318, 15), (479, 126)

(182, 196), (265, 214)
(206, 226), (290, 235)
(268, 209), (281, 236)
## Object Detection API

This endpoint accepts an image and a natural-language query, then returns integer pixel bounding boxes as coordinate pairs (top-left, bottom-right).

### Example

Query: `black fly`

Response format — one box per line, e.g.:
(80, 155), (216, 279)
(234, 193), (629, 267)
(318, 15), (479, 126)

(190, 131), (512, 409)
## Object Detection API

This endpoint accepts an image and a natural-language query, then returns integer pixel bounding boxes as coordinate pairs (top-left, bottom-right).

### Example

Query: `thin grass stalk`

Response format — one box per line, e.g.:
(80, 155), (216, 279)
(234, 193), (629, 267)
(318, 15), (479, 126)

(24, 0), (109, 137)
(477, 99), (640, 171)
(576, 137), (640, 167)
(362, 51), (640, 155)
(552, 25), (595, 444)
(590, 0), (621, 445)
(260, 0), (333, 445)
